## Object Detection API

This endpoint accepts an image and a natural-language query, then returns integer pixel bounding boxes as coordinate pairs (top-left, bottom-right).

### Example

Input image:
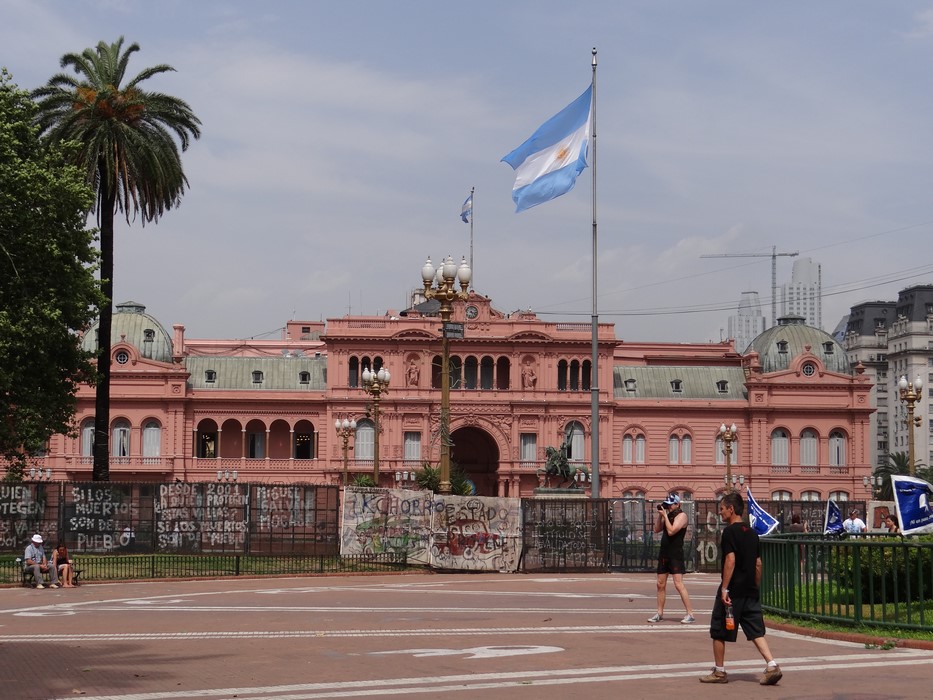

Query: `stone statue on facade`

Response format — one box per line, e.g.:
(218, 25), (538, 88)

(538, 432), (583, 489)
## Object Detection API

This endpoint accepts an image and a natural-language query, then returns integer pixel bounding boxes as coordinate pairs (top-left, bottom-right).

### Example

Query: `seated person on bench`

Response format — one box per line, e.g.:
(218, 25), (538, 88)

(24, 534), (59, 589)
(52, 543), (75, 587)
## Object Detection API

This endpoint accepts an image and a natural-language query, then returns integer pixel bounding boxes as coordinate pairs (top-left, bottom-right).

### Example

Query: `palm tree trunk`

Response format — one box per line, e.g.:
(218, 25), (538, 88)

(92, 178), (116, 481)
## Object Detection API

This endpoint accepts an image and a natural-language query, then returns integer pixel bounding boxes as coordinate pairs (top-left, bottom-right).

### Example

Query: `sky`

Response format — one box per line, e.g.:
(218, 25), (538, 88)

(4, 0), (933, 343)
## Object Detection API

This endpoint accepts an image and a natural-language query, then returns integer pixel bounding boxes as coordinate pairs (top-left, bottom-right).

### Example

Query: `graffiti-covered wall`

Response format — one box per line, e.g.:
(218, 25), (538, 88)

(340, 488), (521, 572)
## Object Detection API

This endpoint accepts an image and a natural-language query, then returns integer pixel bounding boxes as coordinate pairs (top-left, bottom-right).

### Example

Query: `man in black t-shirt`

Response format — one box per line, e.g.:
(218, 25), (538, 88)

(700, 491), (783, 686)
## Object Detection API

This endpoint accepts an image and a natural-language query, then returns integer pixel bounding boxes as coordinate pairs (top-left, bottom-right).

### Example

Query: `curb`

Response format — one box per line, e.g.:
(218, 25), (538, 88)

(768, 620), (933, 650)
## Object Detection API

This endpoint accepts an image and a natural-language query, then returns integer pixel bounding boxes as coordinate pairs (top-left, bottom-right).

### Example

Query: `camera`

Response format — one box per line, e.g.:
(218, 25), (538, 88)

(657, 503), (669, 511)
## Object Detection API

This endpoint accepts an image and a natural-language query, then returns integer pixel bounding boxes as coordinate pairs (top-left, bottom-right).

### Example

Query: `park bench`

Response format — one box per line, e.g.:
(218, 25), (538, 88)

(14, 558), (82, 587)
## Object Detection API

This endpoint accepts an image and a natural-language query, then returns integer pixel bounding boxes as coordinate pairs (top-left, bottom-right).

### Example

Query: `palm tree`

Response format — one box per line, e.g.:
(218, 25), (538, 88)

(32, 37), (201, 480)
(874, 452), (910, 501)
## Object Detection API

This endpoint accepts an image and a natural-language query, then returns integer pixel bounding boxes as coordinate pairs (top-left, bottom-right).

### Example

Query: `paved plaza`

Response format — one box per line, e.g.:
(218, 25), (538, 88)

(1, 571), (931, 699)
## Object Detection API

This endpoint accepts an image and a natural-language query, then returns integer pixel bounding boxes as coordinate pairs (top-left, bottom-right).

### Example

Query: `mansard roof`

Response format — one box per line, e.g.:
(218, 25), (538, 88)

(747, 315), (849, 374)
(185, 356), (327, 391)
(613, 366), (747, 400)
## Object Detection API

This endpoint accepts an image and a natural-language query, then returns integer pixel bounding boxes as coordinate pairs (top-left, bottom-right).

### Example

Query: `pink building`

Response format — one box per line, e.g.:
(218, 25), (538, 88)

(34, 298), (873, 502)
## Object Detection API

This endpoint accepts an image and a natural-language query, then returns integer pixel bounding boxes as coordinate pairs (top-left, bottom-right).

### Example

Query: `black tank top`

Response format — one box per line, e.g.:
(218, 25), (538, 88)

(660, 509), (686, 559)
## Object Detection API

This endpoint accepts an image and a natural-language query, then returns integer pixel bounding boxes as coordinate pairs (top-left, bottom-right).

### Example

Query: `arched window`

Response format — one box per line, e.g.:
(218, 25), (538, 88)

(829, 490), (849, 502)
(464, 356), (478, 389)
(623, 489), (645, 498)
(800, 429), (818, 466)
(299, 371), (310, 385)
(565, 422), (585, 461)
(80, 419), (95, 457)
(431, 356), (442, 389)
(252, 370), (264, 384)
(681, 435), (692, 464)
(496, 357), (510, 389)
(622, 435), (633, 464)
(668, 436), (679, 463)
(450, 355), (463, 389)
(668, 435), (692, 464)
(829, 431), (847, 466)
(112, 420), (131, 459)
(635, 434), (646, 464)
(479, 356), (493, 389)
(771, 490), (792, 501)
(355, 420), (375, 460)
(142, 421), (161, 459)
(569, 360), (580, 391)
(557, 360), (568, 391)
(770, 429), (789, 466)
(801, 490), (820, 501)
(582, 360), (592, 391)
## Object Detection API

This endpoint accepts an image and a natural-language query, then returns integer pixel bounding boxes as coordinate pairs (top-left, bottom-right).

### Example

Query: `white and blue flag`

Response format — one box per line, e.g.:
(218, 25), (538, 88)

(824, 499), (844, 535)
(501, 84), (592, 212)
(746, 489), (779, 536)
(460, 192), (473, 224)
(892, 474), (933, 536)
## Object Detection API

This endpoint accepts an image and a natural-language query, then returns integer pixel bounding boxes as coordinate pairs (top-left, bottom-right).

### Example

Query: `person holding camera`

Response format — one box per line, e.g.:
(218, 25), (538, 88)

(648, 494), (695, 624)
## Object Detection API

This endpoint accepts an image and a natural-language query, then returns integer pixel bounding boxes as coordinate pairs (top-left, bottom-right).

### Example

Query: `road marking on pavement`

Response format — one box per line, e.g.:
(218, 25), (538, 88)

(47, 652), (933, 700)
(371, 645), (563, 658)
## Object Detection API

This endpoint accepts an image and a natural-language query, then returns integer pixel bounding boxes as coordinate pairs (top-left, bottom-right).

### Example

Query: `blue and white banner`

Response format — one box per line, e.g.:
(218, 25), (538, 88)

(746, 488), (779, 536)
(892, 474), (933, 536)
(460, 191), (473, 224)
(824, 499), (844, 535)
(501, 84), (592, 212)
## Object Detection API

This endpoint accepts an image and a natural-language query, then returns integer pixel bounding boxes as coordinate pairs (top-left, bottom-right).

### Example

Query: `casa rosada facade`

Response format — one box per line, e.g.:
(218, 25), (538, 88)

(32, 297), (873, 502)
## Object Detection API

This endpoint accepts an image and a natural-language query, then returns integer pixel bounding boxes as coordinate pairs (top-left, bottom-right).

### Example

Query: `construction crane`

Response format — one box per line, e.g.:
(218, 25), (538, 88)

(700, 245), (799, 328)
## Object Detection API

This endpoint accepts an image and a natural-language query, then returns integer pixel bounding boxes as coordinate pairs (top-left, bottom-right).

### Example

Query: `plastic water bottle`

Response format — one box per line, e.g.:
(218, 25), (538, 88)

(725, 605), (735, 630)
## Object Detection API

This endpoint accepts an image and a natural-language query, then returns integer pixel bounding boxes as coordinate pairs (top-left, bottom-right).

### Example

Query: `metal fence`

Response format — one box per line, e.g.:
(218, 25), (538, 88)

(761, 534), (933, 631)
(1, 482), (340, 556)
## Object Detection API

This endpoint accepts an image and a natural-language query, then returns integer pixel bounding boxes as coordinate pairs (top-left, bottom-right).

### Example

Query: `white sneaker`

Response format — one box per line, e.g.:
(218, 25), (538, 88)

(35, 583), (45, 589)
(49, 583), (60, 589)
(681, 614), (696, 624)
(647, 613), (663, 622)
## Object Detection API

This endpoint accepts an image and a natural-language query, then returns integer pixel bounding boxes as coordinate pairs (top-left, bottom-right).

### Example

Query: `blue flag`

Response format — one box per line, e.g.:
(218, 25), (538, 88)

(823, 499), (844, 535)
(460, 192), (473, 224)
(746, 488), (779, 536)
(892, 474), (933, 536)
(501, 84), (592, 212)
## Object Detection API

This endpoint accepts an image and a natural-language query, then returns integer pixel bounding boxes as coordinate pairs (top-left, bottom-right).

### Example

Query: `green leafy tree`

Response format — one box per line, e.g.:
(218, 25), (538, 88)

(0, 69), (103, 478)
(874, 452), (929, 500)
(32, 37), (201, 480)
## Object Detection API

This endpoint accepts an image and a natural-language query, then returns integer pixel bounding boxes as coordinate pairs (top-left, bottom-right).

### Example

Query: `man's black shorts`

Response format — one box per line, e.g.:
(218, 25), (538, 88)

(656, 555), (686, 575)
(709, 595), (766, 642)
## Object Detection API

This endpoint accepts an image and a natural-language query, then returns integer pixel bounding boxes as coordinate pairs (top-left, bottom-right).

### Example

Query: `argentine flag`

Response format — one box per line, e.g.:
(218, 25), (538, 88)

(460, 192), (473, 224)
(892, 474), (933, 536)
(501, 84), (592, 212)
(746, 488), (779, 536)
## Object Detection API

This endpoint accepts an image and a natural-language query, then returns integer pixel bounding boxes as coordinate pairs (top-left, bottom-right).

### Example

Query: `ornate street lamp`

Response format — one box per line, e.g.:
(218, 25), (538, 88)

(216, 469), (238, 482)
(421, 255), (472, 494)
(863, 474), (882, 497)
(719, 423), (738, 493)
(724, 473), (745, 491)
(898, 375), (923, 477)
(394, 470), (416, 489)
(27, 467), (53, 482)
(335, 418), (357, 486)
(361, 367), (390, 485)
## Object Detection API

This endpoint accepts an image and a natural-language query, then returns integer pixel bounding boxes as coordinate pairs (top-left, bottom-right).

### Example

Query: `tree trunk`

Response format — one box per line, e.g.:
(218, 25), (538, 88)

(92, 180), (116, 482)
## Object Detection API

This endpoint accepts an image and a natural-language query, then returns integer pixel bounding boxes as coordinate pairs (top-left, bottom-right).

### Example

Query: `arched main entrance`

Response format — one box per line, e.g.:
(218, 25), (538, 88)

(450, 427), (500, 496)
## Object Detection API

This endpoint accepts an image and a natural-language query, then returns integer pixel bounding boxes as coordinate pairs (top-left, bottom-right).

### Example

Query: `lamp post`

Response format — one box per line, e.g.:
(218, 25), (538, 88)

(216, 469), (238, 482)
(898, 375), (923, 477)
(421, 255), (471, 494)
(361, 367), (390, 485)
(719, 423), (738, 493)
(863, 474), (882, 497)
(724, 473), (744, 491)
(335, 418), (356, 486)
(27, 467), (53, 482)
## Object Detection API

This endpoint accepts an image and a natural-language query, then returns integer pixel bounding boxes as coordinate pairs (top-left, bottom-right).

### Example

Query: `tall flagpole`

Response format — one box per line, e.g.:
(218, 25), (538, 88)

(590, 47), (600, 499)
(469, 186), (475, 290)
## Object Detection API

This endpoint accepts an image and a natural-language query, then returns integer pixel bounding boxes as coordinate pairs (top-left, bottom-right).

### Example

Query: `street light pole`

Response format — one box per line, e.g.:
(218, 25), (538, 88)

(335, 418), (356, 486)
(362, 367), (390, 485)
(898, 375), (923, 477)
(421, 255), (472, 495)
(719, 423), (737, 493)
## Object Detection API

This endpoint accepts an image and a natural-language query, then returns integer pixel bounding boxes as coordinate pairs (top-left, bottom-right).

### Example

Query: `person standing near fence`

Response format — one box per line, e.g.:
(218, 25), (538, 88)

(648, 494), (695, 624)
(700, 491), (781, 685)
